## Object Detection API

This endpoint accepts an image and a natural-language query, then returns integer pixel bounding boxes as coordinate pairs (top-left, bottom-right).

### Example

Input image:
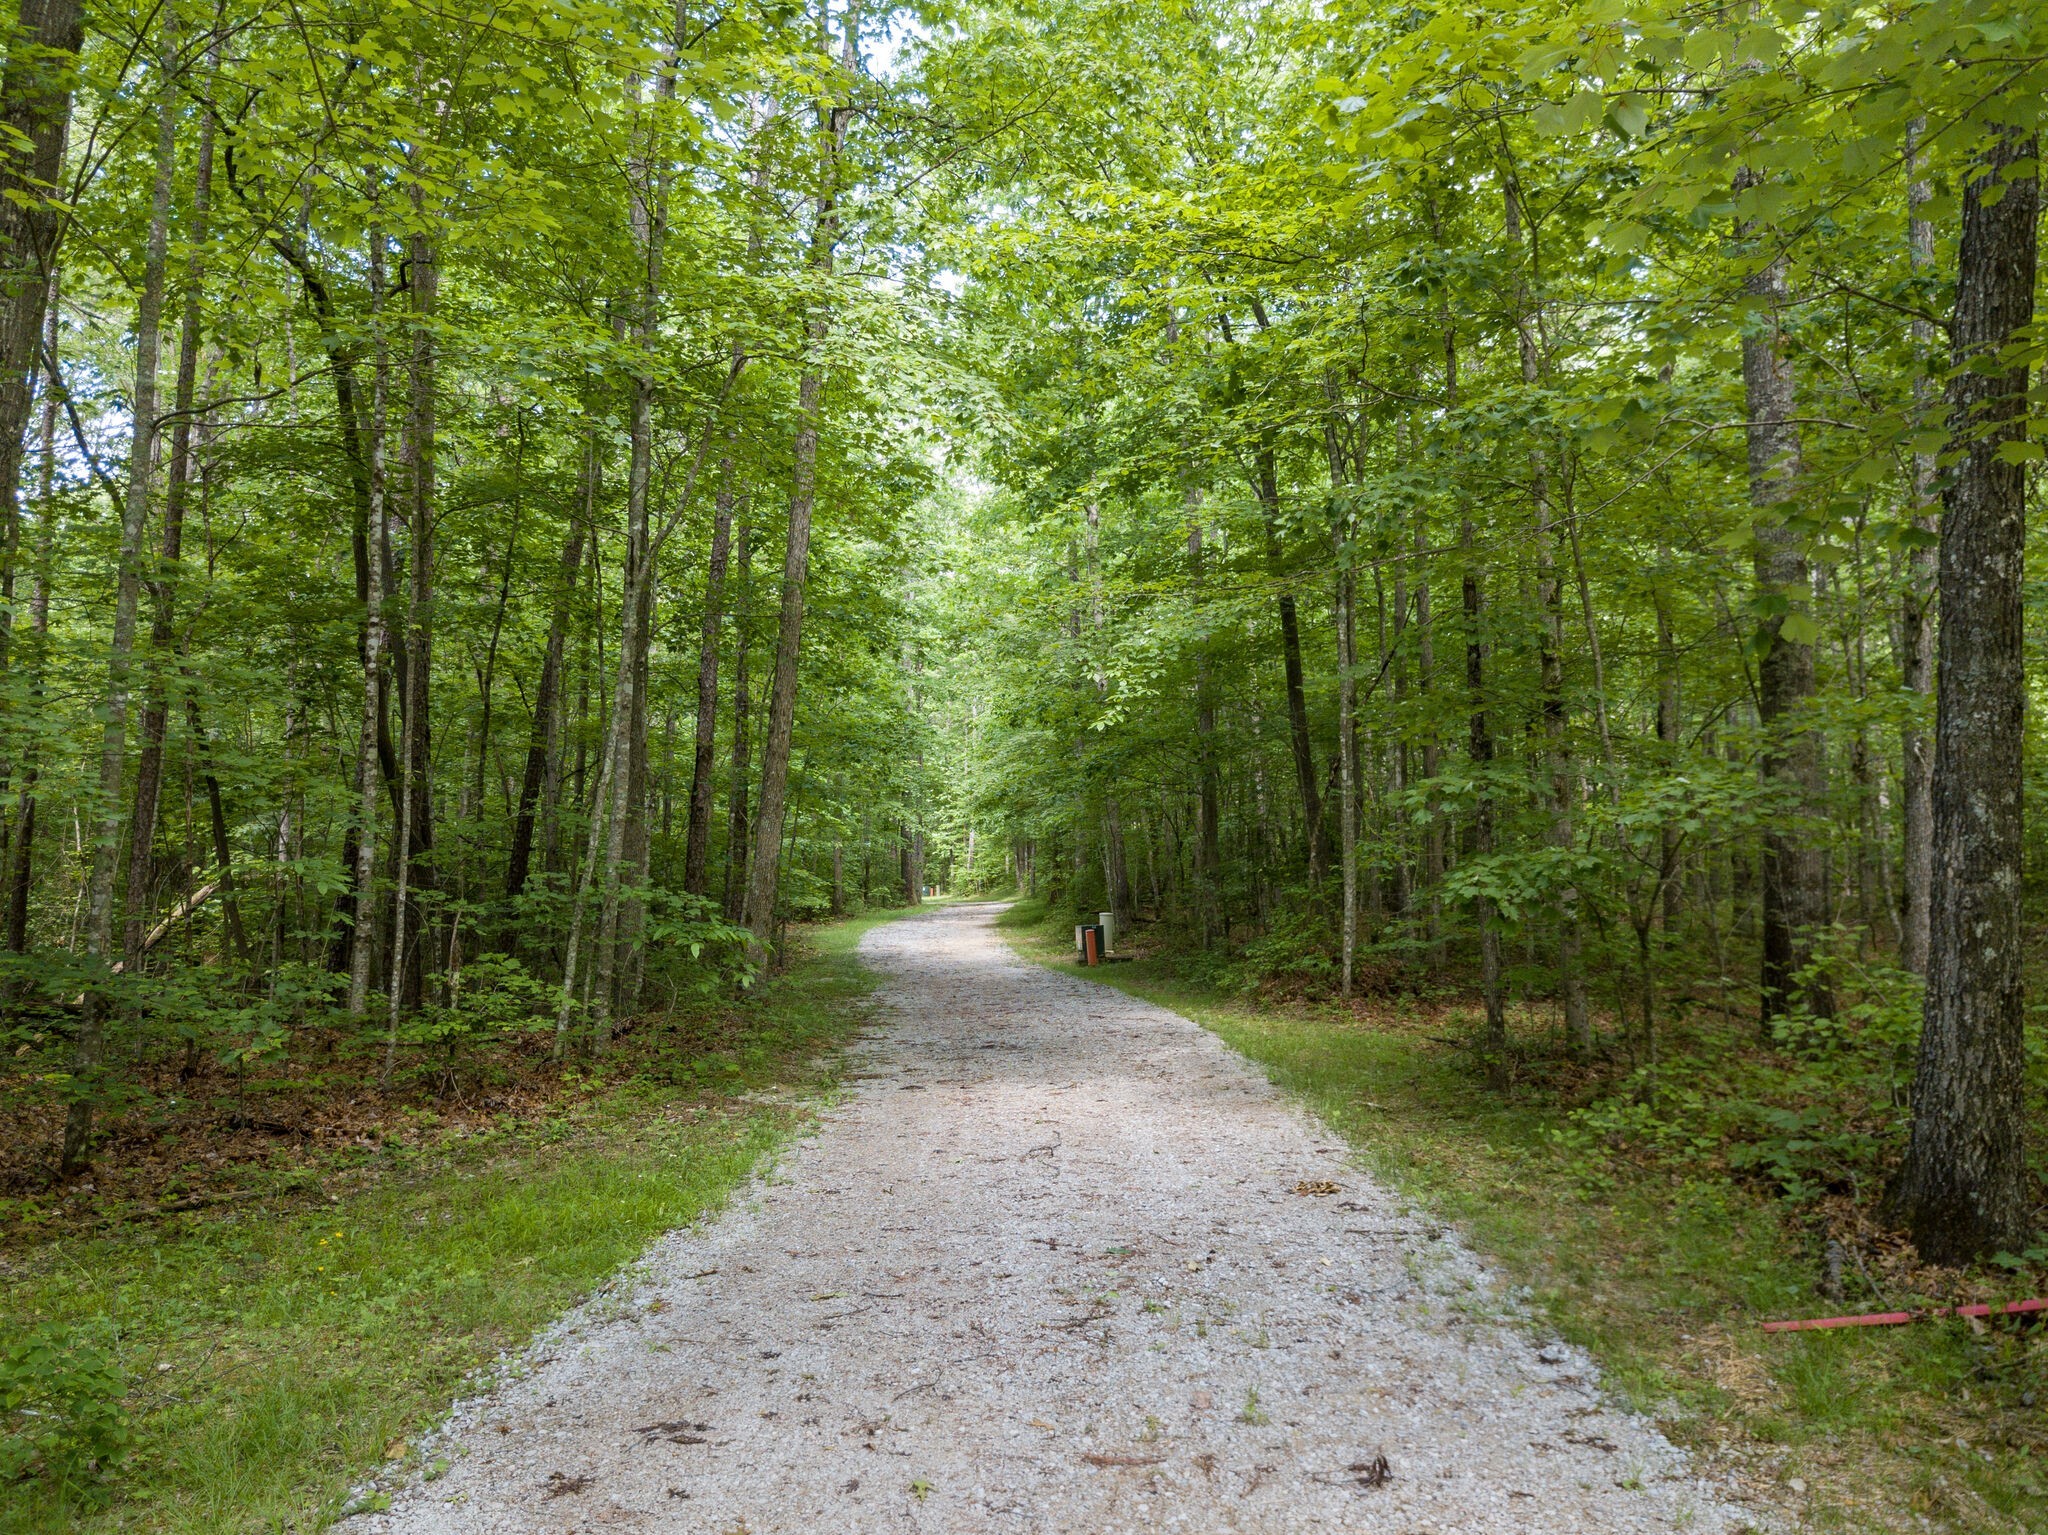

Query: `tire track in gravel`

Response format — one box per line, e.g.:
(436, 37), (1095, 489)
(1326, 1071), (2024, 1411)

(359, 901), (1761, 1534)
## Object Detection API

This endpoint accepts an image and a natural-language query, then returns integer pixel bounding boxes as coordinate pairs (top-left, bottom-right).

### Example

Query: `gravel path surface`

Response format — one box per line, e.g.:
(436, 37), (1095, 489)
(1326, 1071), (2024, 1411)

(360, 902), (1758, 1534)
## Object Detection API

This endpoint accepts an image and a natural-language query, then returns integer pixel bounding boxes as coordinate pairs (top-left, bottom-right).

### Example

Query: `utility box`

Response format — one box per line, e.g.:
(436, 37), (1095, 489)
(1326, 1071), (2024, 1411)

(1098, 910), (1115, 954)
(1076, 923), (1105, 965)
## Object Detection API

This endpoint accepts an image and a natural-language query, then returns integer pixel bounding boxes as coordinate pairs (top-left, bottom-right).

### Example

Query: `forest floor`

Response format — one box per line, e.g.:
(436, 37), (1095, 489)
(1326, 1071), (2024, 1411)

(355, 901), (1758, 1535)
(993, 902), (2048, 1535)
(0, 911), (898, 1535)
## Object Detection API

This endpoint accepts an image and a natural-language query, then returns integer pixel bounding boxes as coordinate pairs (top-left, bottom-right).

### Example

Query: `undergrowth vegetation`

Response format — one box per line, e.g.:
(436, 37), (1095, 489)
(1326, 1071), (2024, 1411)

(0, 912), (890, 1534)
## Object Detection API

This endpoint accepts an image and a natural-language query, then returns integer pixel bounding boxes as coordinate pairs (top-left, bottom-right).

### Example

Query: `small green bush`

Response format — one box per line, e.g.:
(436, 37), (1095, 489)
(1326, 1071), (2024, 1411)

(0, 1325), (130, 1492)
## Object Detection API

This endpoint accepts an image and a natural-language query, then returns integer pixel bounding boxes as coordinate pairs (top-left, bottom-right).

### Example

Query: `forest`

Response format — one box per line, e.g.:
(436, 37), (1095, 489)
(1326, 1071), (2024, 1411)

(0, 0), (2044, 1529)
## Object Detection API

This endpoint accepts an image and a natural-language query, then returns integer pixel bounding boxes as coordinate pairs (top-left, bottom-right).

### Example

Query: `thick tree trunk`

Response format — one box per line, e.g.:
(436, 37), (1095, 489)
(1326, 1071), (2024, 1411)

(1739, 169), (1832, 1027)
(1890, 126), (2038, 1265)
(61, 36), (175, 1175)
(1898, 120), (1937, 974)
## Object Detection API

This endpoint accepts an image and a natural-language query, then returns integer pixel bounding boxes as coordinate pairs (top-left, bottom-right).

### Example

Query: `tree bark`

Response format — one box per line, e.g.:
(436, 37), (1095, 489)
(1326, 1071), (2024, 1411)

(125, 35), (217, 978)
(1739, 167), (1832, 1027)
(0, 0), (84, 646)
(1463, 526), (1505, 1056)
(61, 30), (176, 1175)
(5, 268), (58, 961)
(683, 460), (735, 895)
(591, 137), (666, 1041)
(384, 207), (438, 1062)
(505, 489), (587, 900)
(723, 520), (752, 921)
(347, 231), (391, 1016)
(1898, 119), (1937, 974)
(1890, 125), (2038, 1265)
(1415, 514), (1443, 966)
(1505, 180), (1588, 1056)
(741, 10), (860, 960)
(1257, 444), (1324, 884)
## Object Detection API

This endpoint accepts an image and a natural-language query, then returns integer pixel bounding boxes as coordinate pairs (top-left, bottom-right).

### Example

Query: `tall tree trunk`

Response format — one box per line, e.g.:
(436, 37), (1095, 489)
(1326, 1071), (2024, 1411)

(505, 482), (587, 900)
(1389, 529), (1411, 919)
(0, 0), (84, 640)
(1447, 323), (1504, 1055)
(723, 521), (752, 921)
(1463, 525), (1505, 1056)
(1189, 500), (1221, 942)
(125, 37), (216, 978)
(1415, 514), (1442, 965)
(1323, 405), (1360, 994)
(532, 443), (600, 890)
(1889, 125), (2038, 1264)
(1336, 558), (1359, 997)
(592, 151), (665, 1040)
(1656, 575), (1683, 929)
(385, 210), (438, 1060)
(1739, 167), (1832, 1027)
(1257, 443), (1324, 884)
(741, 9), (859, 959)
(61, 30), (174, 1174)
(1898, 119), (1937, 974)
(347, 231), (391, 1016)
(683, 461), (736, 895)
(6, 270), (58, 961)
(1505, 180), (1589, 1057)
(1085, 501), (1131, 934)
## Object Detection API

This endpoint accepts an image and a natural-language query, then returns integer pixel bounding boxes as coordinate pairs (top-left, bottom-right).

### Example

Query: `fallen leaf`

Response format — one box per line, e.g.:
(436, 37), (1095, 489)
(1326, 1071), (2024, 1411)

(1191, 1390), (1213, 1410)
(543, 1472), (592, 1500)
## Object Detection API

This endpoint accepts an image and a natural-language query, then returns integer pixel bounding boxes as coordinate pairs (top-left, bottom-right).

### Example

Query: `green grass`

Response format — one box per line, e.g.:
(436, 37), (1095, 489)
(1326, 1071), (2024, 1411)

(993, 897), (2048, 1535)
(0, 908), (903, 1534)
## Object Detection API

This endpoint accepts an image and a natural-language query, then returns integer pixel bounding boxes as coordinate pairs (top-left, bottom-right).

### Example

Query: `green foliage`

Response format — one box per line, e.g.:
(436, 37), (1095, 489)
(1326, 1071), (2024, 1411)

(0, 915), (883, 1534)
(0, 1327), (130, 1494)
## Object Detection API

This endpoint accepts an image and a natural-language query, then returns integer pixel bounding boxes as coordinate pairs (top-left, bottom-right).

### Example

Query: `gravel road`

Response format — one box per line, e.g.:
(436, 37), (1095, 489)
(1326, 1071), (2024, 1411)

(359, 901), (1759, 1534)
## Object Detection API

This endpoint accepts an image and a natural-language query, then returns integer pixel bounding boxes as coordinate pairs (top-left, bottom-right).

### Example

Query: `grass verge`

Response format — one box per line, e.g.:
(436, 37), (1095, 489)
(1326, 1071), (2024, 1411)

(0, 908), (900, 1534)
(994, 898), (2048, 1535)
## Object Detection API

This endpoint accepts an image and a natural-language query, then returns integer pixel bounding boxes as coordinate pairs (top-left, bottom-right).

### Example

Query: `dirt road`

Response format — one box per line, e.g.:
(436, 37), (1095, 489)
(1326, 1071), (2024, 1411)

(361, 902), (1755, 1533)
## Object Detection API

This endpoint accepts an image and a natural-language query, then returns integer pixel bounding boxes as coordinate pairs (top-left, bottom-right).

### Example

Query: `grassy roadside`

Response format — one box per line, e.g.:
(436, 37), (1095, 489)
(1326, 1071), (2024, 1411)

(993, 899), (2047, 1535)
(0, 909), (901, 1535)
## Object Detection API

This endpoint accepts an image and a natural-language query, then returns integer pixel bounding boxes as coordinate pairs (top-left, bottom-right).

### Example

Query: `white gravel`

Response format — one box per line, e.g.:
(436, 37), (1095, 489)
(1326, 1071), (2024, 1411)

(359, 901), (1762, 1534)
